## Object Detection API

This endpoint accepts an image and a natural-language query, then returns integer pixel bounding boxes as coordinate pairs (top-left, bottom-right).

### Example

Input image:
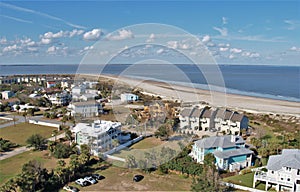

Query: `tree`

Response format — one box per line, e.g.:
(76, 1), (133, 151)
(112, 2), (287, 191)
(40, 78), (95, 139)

(26, 134), (46, 150)
(53, 143), (72, 159)
(16, 105), (20, 114)
(154, 124), (171, 140)
(22, 111), (27, 122)
(27, 108), (35, 116)
(0, 138), (18, 152)
(125, 155), (137, 168)
(64, 128), (72, 142)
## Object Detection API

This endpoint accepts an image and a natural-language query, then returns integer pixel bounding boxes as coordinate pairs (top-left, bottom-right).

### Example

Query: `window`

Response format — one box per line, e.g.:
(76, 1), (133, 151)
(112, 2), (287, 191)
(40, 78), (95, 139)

(281, 178), (284, 180)
(297, 169), (300, 175)
(287, 178), (290, 182)
(271, 171), (274, 174)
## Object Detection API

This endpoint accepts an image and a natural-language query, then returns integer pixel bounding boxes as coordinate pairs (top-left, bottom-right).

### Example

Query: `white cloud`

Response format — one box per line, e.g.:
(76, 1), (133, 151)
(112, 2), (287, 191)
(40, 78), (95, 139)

(40, 38), (51, 45)
(290, 46), (300, 51)
(202, 35), (211, 43)
(27, 47), (38, 52)
(222, 17), (228, 25)
(0, 37), (7, 44)
(228, 54), (235, 59)
(107, 29), (134, 40)
(69, 29), (84, 37)
(83, 29), (102, 41)
(213, 27), (228, 36)
(249, 52), (260, 58)
(219, 47), (229, 52)
(167, 41), (178, 49)
(230, 48), (242, 53)
(146, 33), (155, 43)
(47, 46), (59, 53)
(3, 44), (19, 52)
(284, 20), (300, 30)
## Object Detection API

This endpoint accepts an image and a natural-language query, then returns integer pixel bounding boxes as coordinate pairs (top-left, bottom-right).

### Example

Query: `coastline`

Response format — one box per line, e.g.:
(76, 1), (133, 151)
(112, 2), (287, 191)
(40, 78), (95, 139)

(95, 74), (300, 116)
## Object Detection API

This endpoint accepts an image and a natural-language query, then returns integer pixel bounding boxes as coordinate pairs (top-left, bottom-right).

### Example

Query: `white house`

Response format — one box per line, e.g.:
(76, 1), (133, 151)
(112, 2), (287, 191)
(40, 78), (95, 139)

(12, 103), (36, 112)
(199, 108), (216, 131)
(71, 120), (121, 155)
(68, 101), (102, 118)
(71, 85), (86, 95)
(253, 149), (300, 192)
(46, 81), (57, 88)
(47, 92), (71, 106)
(120, 93), (139, 102)
(179, 108), (193, 129)
(191, 135), (253, 172)
(1, 91), (14, 100)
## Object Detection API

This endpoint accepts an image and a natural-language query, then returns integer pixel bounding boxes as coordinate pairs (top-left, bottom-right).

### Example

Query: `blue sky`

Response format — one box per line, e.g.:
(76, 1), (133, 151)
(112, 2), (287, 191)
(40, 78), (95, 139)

(0, 1), (299, 65)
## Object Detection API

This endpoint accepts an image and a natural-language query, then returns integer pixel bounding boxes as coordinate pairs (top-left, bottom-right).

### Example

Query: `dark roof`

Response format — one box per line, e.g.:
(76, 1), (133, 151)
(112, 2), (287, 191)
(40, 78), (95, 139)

(213, 148), (253, 159)
(215, 108), (225, 119)
(194, 135), (245, 149)
(72, 101), (99, 107)
(231, 113), (246, 122)
(190, 107), (202, 117)
(201, 108), (213, 118)
(224, 110), (233, 120)
(180, 108), (192, 117)
(267, 149), (300, 171)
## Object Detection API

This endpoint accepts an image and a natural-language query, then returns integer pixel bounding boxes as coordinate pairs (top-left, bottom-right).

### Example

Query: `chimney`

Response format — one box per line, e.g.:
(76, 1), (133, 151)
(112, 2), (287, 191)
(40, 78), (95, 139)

(231, 135), (236, 143)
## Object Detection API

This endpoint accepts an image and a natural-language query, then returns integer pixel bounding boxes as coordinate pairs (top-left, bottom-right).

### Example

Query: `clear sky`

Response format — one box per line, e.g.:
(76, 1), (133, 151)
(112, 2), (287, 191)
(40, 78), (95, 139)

(0, 0), (299, 65)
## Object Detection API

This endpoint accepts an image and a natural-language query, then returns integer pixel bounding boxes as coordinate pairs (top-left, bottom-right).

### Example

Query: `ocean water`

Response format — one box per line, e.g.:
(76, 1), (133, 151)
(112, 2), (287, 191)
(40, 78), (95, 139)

(0, 64), (299, 102)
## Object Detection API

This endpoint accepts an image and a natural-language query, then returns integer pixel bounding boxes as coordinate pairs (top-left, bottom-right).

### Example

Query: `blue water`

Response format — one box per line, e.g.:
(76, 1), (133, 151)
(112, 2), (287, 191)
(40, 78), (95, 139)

(0, 64), (299, 102)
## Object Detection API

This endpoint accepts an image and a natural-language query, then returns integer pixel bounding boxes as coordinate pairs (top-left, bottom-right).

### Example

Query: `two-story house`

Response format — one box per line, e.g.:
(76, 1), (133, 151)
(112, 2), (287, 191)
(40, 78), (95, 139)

(191, 135), (253, 172)
(253, 149), (300, 192)
(68, 101), (102, 118)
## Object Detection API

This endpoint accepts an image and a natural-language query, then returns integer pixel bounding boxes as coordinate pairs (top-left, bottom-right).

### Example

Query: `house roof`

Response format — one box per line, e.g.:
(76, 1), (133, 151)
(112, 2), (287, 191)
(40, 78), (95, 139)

(180, 108), (192, 117)
(201, 108), (213, 118)
(267, 149), (300, 171)
(213, 148), (253, 159)
(190, 107), (202, 117)
(71, 101), (100, 107)
(194, 135), (245, 149)
(231, 113), (246, 122)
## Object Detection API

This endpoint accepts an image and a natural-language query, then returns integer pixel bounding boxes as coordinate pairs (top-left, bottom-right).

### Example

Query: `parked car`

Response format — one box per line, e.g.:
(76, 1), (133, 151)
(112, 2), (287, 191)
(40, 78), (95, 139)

(84, 176), (97, 184)
(133, 175), (144, 182)
(91, 174), (105, 180)
(63, 185), (79, 192)
(75, 178), (89, 187)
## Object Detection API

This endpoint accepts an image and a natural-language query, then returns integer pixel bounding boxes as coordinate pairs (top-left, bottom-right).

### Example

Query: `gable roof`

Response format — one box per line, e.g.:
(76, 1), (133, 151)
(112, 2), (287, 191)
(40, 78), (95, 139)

(180, 108), (193, 117)
(194, 135), (245, 149)
(201, 108), (213, 118)
(231, 113), (246, 122)
(190, 107), (202, 117)
(267, 149), (300, 171)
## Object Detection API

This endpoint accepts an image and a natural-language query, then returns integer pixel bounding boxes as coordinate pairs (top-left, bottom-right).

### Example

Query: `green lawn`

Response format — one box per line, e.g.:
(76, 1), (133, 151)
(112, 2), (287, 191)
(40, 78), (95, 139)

(0, 150), (58, 185)
(130, 137), (165, 149)
(69, 165), (193, 191)
(223, 172), (276, 191)
(0, 123), (57, 145)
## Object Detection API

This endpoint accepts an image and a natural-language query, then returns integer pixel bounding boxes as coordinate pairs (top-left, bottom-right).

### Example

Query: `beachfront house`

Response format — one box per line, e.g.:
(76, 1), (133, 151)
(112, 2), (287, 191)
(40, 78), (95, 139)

(120, 93), (139, 102)
(1, 90), (14, 100)
(72, 120), (121, 155)
(179, 106), (248, 135)
(191, 135), (253, 172)
(68, 101), (102, 118)
(253, 149), (300, 192)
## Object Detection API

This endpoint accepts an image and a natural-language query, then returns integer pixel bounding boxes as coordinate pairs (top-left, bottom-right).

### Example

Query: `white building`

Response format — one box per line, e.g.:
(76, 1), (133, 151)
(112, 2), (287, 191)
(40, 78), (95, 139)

(253, 149), (300, 192)
(179, 106), (248, 135)
(1, 91), (14, 100)
(46, 81), (57, 88)
(120, 93), (139, 102)
(12, 103), (36, 112)
(72, 120), (121, 155)
(47, 92), (71, 106)
(71, 85), (86, 95)
(68, 101), (102, 118)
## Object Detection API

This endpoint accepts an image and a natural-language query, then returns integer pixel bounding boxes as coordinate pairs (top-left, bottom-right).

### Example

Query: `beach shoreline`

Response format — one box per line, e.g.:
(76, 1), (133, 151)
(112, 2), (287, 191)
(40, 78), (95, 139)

(86, 74), (300, 117)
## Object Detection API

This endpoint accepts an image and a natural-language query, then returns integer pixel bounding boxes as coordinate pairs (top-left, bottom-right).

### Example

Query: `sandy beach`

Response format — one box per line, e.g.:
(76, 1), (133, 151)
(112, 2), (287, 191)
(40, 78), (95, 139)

(98, 74), (300, 116)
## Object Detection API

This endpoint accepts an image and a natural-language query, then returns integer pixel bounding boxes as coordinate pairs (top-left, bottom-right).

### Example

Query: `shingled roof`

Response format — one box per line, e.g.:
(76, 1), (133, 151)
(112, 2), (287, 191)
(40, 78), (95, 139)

(267, 149), (300, 171)
(213, 148), (253, 159)
(194, 135), (245, 149)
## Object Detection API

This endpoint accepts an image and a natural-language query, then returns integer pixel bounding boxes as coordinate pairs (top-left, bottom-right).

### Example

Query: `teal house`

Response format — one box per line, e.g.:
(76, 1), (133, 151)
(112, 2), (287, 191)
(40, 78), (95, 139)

(190, 135), (253, 172)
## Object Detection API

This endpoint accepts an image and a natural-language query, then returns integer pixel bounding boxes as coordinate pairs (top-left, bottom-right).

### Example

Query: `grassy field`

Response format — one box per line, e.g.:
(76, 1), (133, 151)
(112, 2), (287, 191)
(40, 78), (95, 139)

(130, 137), (165, 149)
(0, 119), (11, 125)
(0, 150), (58, 185)
(69, 165), (193, 191)
(223, 172), (276, 191)
(0, 123), (57, 145)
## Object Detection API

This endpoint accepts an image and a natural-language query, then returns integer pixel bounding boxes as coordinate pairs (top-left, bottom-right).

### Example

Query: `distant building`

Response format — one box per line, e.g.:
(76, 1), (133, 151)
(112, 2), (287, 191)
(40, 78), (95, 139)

(179, 106), (248, 135)
(72, 85), (86, 95)
(1, 91), (14, 100)
(191, 135), (253, 172)
(71, 120), (121, 155)
(46, 81), (57, 88)
(253, 149), (300, 192)
(12, 103), (36, 112)
(68, 101), (102, 118)
(121, 93), (139, 102)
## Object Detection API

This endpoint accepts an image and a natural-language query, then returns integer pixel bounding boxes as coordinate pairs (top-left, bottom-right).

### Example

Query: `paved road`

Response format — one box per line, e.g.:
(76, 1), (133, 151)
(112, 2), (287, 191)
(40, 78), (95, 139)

(0, 114), (26, 129)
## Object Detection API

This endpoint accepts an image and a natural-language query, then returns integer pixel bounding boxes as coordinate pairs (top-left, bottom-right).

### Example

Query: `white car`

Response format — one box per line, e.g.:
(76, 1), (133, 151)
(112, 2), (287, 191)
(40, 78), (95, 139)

(75, 178), (89, 187)
(63, 185), (79, 192)
(84, 176), (97, 184)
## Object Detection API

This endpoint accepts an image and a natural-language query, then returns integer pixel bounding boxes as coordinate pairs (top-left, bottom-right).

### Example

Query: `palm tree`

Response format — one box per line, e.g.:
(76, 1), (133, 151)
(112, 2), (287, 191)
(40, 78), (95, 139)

(52, 130), (58, 142)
